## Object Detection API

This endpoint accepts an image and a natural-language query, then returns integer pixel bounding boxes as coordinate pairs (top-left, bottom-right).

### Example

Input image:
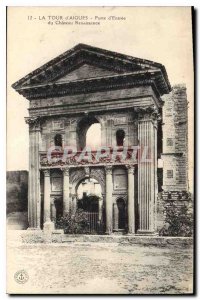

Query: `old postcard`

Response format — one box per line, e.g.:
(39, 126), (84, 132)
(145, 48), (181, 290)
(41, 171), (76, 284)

(7, 6), (194, 294)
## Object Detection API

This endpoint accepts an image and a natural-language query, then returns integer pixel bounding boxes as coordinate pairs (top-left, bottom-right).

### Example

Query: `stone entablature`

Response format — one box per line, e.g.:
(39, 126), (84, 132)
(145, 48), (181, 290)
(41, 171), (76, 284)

(39, 150), (138, 168)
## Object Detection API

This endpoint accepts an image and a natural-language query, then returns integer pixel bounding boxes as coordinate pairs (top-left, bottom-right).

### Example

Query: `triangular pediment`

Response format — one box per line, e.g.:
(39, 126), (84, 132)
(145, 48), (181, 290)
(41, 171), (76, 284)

(12, 43), (171, 98)
(12, 43), (166, 89)
(56, 63), (120, 83)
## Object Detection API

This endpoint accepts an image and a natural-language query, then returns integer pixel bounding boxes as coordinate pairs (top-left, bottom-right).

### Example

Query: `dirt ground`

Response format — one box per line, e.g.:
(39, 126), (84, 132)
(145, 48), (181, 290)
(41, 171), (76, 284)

(7, 231), (193, 294)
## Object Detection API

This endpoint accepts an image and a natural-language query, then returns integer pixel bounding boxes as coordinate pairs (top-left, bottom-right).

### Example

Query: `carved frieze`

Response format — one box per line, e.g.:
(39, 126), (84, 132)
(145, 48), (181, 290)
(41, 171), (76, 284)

(39, 148), (138, 167)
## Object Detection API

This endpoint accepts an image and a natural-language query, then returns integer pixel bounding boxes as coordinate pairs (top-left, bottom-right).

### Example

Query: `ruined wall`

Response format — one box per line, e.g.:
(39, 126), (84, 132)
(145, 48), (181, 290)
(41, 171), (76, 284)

(157, 84), (190, 231)
(161, 84), (188, 193)
(6, 170), (28, 229)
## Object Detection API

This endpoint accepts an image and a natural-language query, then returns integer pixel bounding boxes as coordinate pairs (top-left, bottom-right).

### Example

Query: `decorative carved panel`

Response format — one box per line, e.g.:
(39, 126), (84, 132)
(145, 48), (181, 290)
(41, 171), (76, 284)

(51, 177), (62, 192)
(70, 168), (85, 184)
(52, 120), (64, 131)
(113, 168), (127, 190)
(114, 116), (127, 125)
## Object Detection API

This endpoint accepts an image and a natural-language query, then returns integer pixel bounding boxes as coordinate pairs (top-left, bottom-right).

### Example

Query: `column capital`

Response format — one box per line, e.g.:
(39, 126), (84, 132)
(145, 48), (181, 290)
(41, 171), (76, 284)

(62, 167), (69, 176)
(134, 105), (161, 122)
(105, 165), (112, 175)
(25, 116), (41, 131)
(43, 169), (50, 177)
(126, 165), (136, 175)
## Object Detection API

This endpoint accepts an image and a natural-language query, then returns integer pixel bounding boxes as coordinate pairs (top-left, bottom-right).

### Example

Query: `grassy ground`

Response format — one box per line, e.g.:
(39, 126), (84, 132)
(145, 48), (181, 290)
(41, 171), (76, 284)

(7, 231), (193, 294)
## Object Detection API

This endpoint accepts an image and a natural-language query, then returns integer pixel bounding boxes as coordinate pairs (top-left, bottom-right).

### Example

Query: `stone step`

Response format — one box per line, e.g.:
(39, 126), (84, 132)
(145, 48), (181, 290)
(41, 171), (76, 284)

(60, 234), (193, 247)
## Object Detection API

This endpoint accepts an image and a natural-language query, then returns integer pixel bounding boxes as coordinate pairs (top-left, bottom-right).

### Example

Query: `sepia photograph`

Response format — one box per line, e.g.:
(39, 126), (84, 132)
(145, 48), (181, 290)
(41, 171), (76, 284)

(6, 6), (194, 294)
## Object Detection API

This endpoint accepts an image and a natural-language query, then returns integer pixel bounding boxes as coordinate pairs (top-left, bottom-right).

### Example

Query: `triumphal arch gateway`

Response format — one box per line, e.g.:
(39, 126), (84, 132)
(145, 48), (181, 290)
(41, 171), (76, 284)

(12, 44), (171, 235)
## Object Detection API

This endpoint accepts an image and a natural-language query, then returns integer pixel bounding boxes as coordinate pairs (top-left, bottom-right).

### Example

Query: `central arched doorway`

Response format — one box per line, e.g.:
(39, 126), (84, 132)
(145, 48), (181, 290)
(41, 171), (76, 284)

(76, 177), (103, 234)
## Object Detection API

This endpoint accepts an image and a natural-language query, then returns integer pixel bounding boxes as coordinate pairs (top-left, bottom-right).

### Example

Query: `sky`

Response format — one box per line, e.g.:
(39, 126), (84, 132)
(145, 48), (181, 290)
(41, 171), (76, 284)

(7, 6), (193, 189)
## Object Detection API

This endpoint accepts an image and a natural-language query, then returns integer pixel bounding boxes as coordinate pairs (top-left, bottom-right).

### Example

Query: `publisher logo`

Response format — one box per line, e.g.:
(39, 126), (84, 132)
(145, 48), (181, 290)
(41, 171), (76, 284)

(14, 270), (29, 284)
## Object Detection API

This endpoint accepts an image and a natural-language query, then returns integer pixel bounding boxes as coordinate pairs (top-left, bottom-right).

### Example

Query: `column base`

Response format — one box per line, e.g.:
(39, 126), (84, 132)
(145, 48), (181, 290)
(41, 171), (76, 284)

(43, 221), (55, 233)
(137, 230), (158, 236)
(127, 232), (136, 236)
(105, 231), (113, 235)
(27, 227), (42, 231)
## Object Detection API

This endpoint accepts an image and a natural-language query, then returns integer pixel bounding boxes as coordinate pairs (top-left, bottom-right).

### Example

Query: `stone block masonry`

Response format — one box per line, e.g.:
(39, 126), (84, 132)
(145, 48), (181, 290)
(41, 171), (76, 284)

(162, 84), (188, 192)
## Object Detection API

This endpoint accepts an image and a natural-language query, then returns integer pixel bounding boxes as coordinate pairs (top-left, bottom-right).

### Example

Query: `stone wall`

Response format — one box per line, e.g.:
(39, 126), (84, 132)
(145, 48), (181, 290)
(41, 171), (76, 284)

(161, 84), (188, 191)
(157, 191), (193, 232)
(6, 170), (28, 229)
(39, 111), (138, 152)
(157, 85), (189, 231)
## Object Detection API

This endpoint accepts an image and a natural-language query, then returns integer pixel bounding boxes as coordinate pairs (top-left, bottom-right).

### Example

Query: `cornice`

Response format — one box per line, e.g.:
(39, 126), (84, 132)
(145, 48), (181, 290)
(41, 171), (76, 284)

(15, 71), (167, 101)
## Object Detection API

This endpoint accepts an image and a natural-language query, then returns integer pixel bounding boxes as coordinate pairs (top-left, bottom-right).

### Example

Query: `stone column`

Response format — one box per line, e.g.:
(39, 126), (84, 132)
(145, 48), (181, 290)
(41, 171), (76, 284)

(71, 194), (77, 214)
(113, 203), (119, 231)
(51, 201), (56, 223)
(137, 107), (159, 234)
(98, 197), (103, 221)
(25, 117), (41, 229)
(154, 119), (158, 232)
(63, 167), (70, 215)
(127, 165), (135, 234)
(105, 166), (113, 234)
(43, 169), (54, 231)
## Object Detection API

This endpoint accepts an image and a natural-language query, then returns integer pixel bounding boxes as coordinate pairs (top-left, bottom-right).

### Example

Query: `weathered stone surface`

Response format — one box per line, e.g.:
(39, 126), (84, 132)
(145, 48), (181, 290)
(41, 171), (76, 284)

(162, 85), (188, 192)
(6, 171), (28, 229)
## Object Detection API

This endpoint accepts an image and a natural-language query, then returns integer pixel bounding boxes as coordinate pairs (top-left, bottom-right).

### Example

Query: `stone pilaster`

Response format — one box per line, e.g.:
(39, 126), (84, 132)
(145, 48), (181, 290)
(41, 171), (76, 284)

(43, 169), (54, 231)
(127, 165), (135, 234)
(154, 118), (158, 232)
(43, 169), (51, 222)
(105, 166), (113, 234)
(62, 167), (70, 215)
(136, 106), (159, 234)
(25, 117), (41, 229)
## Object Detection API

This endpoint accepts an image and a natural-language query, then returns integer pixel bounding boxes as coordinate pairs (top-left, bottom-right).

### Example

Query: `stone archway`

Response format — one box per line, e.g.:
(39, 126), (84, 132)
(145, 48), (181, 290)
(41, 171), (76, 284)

(76, 115), (102, 150)
(74, 175), (104, 234)
(70, 167), (106, 195)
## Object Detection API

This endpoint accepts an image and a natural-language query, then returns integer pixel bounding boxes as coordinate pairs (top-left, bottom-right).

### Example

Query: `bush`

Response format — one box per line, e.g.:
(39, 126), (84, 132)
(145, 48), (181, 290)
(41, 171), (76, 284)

(159, 201), (193, 237)
(56, 209), (90, 234)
